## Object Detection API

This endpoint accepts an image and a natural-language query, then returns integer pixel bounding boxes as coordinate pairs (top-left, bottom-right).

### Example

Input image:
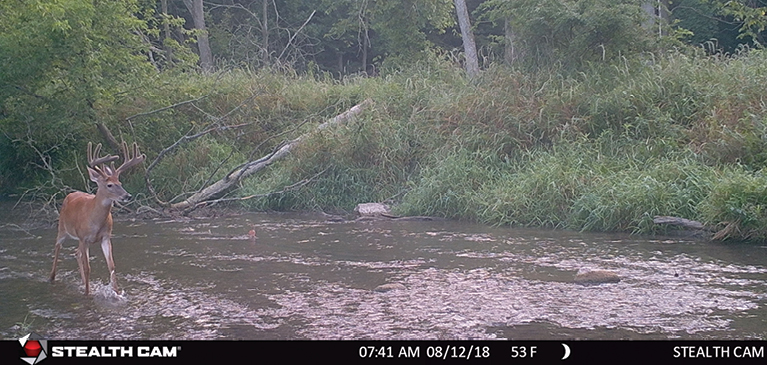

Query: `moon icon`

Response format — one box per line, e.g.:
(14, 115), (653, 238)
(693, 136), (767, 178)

(561, 343), (571, 360)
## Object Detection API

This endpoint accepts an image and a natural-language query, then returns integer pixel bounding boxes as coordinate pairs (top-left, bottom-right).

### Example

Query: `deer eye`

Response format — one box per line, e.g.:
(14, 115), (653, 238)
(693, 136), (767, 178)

(107, 183), (114, 188)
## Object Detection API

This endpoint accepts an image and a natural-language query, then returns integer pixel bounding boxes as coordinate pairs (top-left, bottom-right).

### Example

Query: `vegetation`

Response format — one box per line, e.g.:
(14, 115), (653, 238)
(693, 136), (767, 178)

(2, 0), (767, 241)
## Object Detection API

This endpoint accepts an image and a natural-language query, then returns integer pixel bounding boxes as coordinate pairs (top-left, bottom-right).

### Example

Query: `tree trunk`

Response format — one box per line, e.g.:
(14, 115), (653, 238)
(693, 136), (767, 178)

(161, 0), (173, 65)
(641, 1), (669, 36)
(261, 0), (269, 63)
(453, 0), (479, 79)
(169, 99), (373, 210)
(653, 216), (709, 231)
(183, 0), (213, 73)
(504, 18), (519, 65)
(361, 34), (368, 75)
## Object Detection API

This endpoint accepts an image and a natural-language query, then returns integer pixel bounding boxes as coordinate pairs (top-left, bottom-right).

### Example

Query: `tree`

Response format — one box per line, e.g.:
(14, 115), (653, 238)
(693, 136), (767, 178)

(0, 0), (155, 192)
(161, 0), (174, 64)
(322, 0), (374, 75)
(323, 0), (454, 73)
(183, 0), (214, 72)
(479, 0), (653, 70)
(665, 0), (766, 53)
(204, 1), (320, 69)
(454, 0), (480, 78)
(711, 0), (767, 47)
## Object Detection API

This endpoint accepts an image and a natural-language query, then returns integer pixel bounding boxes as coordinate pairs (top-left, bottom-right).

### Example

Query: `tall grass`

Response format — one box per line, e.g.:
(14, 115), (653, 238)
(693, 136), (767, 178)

(389, 49), (767, 240)
(698, 168), (767, 240)
(399, 135), (718, 234)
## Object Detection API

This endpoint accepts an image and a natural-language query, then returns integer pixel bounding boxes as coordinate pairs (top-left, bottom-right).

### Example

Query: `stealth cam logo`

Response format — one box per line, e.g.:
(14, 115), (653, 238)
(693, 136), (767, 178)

(18, 333), (47, 364)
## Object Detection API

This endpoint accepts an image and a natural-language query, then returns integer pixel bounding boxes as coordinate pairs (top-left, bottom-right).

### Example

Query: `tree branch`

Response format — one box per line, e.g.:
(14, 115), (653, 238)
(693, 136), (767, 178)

(125, 95), (209, 121)
(184, 167), (328, 213)
(144, 122), (249, 206)
(169, 98), (373, 210)
(278, 10), (316, 61)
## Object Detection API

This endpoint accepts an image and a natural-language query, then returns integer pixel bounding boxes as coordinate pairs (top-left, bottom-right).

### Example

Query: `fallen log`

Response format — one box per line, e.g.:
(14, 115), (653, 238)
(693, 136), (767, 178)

(652, 216), (709, 231)
(652, 215), (743, 241)
(351, 202), (445, 222)
(711, 220), (740, 241)
(170, 99), (373, 210)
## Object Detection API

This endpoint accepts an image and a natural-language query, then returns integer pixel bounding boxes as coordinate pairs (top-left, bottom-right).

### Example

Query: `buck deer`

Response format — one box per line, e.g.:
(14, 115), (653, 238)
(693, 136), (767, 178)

(49, 141), (145, 295)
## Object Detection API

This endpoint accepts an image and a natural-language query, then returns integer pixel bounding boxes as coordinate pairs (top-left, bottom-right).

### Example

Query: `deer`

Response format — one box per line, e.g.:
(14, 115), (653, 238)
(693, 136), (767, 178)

(49, 141), (145, 295)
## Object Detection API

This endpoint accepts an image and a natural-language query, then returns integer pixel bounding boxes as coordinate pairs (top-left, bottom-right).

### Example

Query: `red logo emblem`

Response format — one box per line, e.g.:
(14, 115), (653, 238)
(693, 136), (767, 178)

(19, 333), (47, 364)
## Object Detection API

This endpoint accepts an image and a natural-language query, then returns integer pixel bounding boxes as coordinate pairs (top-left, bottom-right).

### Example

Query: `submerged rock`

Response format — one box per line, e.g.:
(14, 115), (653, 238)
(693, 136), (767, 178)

(374, 283), (406, 292)
(573, 270), (621, 285)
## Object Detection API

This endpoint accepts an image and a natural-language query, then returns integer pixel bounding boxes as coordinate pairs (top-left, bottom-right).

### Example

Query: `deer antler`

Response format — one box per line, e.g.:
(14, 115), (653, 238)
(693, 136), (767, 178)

(113, 141), (146, 177)
(87, 142), (119, 174)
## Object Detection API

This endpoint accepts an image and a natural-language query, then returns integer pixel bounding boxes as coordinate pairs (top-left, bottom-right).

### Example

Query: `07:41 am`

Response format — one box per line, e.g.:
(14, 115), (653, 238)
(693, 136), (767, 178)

(358, 346), (420, 358)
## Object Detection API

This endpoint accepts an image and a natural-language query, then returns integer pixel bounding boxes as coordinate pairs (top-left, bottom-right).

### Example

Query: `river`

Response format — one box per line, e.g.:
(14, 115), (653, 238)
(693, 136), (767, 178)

(1, 205), (766, 340)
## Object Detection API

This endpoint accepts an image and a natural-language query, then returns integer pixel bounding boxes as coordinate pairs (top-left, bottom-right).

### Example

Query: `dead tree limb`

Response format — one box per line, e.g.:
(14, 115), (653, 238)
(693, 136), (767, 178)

(95, 123), (121, 152)
(653, 216), (751, 241)
(144, 123), (249, 206)
(278, 10), (316, 61)
(711, 220), (740, 241)
(652, 216), (710, 231)
(142, 91), (263, 206)
(184, 167), (328, 212)
(169, 98), (373, 210)
(125, 95), (208, 121)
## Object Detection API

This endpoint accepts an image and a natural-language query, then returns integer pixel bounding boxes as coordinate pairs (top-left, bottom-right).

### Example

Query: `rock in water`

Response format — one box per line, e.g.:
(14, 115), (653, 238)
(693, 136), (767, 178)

(574, 270), (621, 284)
(374, 283), (406, 292)
(355, 203), (391, 217)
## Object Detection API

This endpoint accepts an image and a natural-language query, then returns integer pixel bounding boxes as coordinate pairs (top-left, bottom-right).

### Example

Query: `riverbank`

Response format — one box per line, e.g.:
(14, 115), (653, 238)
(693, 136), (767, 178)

(4, 50), (767, 241)
(240, 50), (767, 242)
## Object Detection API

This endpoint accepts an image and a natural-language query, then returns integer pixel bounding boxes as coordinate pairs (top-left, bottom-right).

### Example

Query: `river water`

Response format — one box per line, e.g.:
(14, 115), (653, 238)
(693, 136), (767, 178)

(1, 206), (766, 340)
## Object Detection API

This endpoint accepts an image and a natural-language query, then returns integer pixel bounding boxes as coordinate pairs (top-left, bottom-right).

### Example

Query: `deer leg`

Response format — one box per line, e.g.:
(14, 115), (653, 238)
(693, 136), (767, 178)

(76, 241), (91, 295)
(49, 233), (66, 282)
(100, 237), (119, 293)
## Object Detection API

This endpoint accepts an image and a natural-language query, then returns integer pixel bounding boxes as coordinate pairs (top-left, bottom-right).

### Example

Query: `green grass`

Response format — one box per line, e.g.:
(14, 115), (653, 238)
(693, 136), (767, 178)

(698, 167), (767, 240)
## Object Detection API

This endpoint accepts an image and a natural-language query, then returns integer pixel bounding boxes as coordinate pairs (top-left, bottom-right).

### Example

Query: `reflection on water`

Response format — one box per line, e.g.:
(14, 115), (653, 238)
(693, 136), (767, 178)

(1, 206), (766, 340)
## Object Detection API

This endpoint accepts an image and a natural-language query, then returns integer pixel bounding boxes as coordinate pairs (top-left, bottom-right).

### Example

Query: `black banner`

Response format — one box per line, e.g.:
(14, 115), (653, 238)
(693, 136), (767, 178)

(2, 339), (765, 364)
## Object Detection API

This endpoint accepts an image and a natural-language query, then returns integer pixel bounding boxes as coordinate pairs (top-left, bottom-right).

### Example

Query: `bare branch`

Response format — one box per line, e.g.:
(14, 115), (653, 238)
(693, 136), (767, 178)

(144, 122), (249, 206)
(141, 88), (264, 206)
(170, 99), (373, 210)
(125, 95), (209, 121)
(278, 10), (316, 61)
(184, 167), (328, 213)
(206, 2), (265, 29)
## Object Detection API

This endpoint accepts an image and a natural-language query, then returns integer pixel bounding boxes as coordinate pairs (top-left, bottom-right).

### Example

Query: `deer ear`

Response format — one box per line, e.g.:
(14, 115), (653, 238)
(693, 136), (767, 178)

(87, 167), (102, 183)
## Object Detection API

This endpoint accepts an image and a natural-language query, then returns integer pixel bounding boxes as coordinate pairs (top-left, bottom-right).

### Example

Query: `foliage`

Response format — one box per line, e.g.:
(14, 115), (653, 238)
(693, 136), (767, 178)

(396, 148), (500, 220)
(668, 0), (767, 53)
(698, 167), (767, 240)
(392, 49), (767, 241)
(0, 0), (154, 191)
(476, 139), (714, 233)
(669, 0), (737, 52)
(478, 0), (653, 70)
(202, 0), (455, 74)
(710, 0), (767, 47)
